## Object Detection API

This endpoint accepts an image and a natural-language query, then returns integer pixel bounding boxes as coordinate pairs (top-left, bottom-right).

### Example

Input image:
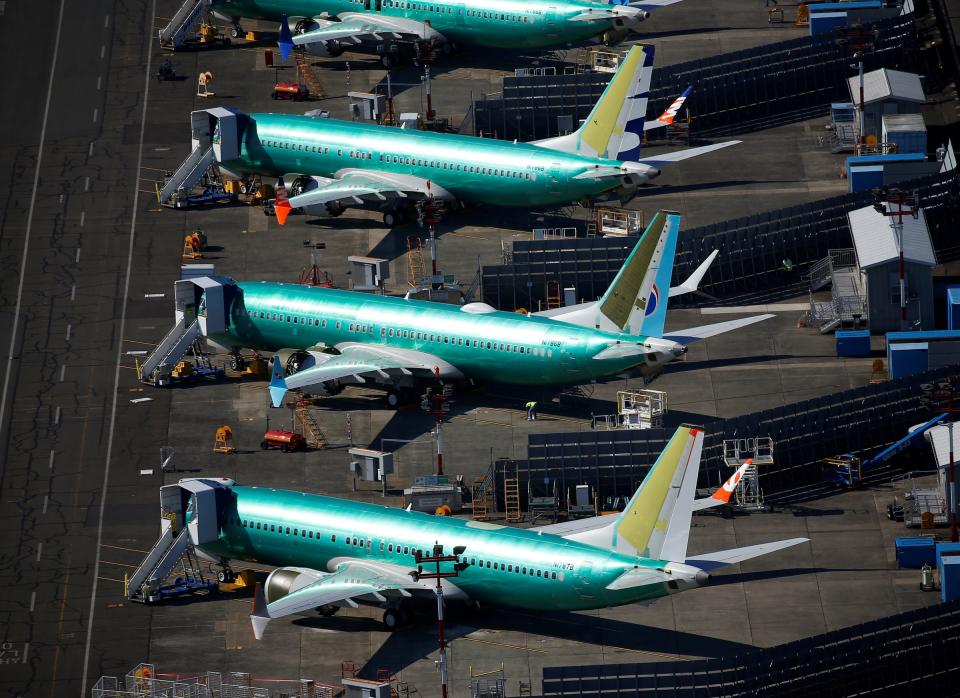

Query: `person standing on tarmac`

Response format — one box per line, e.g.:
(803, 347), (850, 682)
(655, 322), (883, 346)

(525, 400), (538, 421)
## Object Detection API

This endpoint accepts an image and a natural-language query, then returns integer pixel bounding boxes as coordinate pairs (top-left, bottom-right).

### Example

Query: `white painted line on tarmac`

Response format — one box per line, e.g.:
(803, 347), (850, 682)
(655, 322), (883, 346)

(100, 44), (105, 59)
(104, 14), (110, 27)
(22, 642), (28, 664)
(140, 469), (154, 476)
(48, 449), (55, 469)
(36, 543), (42, 562)
(0, 0), (66, 443)
(82, 2), (158, 689)
(88, 142), (94, 157)
(96, 75), (102, 91)
(65, 323), (72, 341)
(54, 406), (61, 425)
(29, 590), (36, 612)
(70, 284), (76, 301)
(60, 364), (66, 382)
(79, 210), (85, 227)
(126, 350), (147, 356)
(144, 293), (165, 299)
(130, 398), (153, 404)
(92, 108), (98, 123)
(84, 176), (90, 191)
(42, 496), (48, 515)
(75, 247), (81, 263)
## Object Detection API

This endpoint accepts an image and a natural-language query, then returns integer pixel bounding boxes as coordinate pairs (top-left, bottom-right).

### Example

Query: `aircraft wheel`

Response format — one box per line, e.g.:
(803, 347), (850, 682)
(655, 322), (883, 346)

(230, 25), (244, 39)
(260, 441), (269, 450)
(382, 608), (403, 631)
(317, 604), (339, 617)
(385, 390), (401, 408)
(230, 355), (246, 371)
(381, 54), (393, 69)
(382, 210), (402, 228)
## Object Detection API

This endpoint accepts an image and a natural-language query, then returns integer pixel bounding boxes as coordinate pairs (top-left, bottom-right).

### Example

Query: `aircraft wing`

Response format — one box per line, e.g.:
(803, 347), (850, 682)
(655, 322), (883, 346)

(270, 343), (464, 407)
(662, 314), (774, 344)
(250, 560), (422, 639)
(282, 13), (444, 59)
(277, 170), (454, 225)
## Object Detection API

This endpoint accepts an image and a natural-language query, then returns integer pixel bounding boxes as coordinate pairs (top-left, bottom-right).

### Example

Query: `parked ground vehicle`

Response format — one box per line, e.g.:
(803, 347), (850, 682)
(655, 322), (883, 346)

(260, 430), (307, 452)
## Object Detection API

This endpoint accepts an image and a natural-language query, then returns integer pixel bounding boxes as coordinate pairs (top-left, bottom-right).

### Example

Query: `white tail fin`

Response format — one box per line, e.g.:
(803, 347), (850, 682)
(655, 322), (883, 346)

(532, 45), (654, 162)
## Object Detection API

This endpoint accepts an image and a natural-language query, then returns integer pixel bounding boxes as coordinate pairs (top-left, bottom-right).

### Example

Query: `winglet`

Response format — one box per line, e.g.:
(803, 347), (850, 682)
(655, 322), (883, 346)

(274, 176), (292, 226)
(251, 582), (271, 640)
(269, 354), (288, 408)
(278, 16), (294, 61)
(669, 249), (717, 298)
(691, 461), (750, 511)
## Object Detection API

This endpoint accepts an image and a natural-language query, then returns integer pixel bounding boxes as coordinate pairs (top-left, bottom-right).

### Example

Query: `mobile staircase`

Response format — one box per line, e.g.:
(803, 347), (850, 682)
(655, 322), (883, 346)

(138, 318), (202, 385)
(128, 478), (234, 603)
(159, 0), (211, 50)
(157, 146), (218, 208)
(723, 437), (774, 512)
(824, 412), (950, 486)
(807, 249), (866, 333)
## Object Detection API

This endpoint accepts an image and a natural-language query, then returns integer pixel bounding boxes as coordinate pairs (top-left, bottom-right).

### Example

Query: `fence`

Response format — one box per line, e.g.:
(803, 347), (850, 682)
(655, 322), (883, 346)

(541, 599), (960, 697)
(481, 170), (960, 312)
(492, 366), (959, 509)
(474, 14), (939, 141)
(91, 664), (337, 698)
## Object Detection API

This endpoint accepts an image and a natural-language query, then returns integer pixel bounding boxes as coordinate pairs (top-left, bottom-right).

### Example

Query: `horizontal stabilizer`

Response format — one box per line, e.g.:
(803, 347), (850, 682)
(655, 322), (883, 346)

(663, 313), (773, 344)
(685, 538), (809, 572)
(251, 583), (271, 640)
(627, 0), (683, 7)
(640, 140), (740, 165)
(669, 249), (717, 298)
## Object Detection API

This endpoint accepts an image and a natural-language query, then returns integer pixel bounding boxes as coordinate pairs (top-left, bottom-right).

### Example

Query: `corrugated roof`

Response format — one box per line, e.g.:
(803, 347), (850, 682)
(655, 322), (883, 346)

(847, 204), (936, 269)
(924, 423), (959, 468)
(882, 113), (927, 132)
(848, 69), (926, 106)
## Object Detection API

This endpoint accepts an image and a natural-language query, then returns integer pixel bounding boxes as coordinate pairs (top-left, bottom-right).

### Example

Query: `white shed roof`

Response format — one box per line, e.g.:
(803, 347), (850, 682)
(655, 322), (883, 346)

(847, 69), (926, 107)
(924, 423), (960, 468)
(847, 205), (936, 270)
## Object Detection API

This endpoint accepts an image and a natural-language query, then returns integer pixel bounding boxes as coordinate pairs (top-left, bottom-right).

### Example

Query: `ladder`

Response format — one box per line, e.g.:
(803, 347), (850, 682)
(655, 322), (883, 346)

(407, 236), (426, 287)
(158, 0), (210, 49)
(158, 145), (217, 205)
(545, 280), (562, 310)
(295, 398), (328, 448)
(139, 318), (202, 383)
(294, 49), (326, 99)
(472, 475), (491, 520)
(126, 526), (192, 600)
(503, 471), (522, 523)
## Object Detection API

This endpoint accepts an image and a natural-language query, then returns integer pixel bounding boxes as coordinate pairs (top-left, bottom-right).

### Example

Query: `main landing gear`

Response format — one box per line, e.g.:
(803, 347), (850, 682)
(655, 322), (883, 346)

(230, 22), (245, 39)
(382, 606), (409, 631)
(216, 564), (236, 584)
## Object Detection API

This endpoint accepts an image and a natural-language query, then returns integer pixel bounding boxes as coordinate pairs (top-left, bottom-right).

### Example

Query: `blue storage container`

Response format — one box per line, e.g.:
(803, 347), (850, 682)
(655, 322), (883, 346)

(836, 330), (871, 357)
(948, 287), (960, 331)
(895, 536), (936, 568)
(936, 542), (960, 566)
(887, 342), (929, 379)
(940, 556), (960, 602)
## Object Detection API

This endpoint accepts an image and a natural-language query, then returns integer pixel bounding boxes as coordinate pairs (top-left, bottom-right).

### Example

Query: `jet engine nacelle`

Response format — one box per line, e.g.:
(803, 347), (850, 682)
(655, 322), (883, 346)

(264, 566), (326, 604)
(288, 17), (321, 34)
(273, 349), (346, 395)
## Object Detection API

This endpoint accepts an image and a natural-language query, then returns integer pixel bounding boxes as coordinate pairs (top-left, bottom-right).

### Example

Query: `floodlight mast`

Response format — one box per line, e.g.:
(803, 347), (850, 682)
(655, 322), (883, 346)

(413, 543), (469, 698)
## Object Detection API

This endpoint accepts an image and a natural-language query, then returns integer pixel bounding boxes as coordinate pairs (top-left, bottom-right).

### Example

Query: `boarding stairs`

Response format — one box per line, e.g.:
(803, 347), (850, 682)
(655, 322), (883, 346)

(139, 318), (202, 384)
(159, 0), (211, 49)
(126, 526), (193, 601)
(471, 465), (495, 520)
(503, 468), (522, 523)
(158, 145), (217, 206)
(806, 249), (866, 333)
(295, 398), (328, 448)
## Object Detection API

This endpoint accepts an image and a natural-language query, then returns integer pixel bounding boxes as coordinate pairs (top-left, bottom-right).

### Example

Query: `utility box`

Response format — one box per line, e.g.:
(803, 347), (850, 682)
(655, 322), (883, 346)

(347, 91), (386, 121)
(887, 342), (928, 379)
(348, 448), (394, 482)
(343, 678), (392, 698)
(895, 536), (936, 568)
(936, 542), (960, 567)
(882, 114), (927, 155)
(348, 256), (390, 291)
(940, 556), (960, 602)
(399, 112), (419, 129)
(835, 330), (871, 357)
(947, 287), (960, 330)
(403, 484), (463, 513)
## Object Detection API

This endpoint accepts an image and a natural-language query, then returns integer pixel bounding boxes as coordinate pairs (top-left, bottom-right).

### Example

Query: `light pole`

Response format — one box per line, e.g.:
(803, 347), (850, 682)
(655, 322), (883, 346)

(950, 421), (958, 542)
(872, 188), (920, 330)
(413, 544), (469, 698)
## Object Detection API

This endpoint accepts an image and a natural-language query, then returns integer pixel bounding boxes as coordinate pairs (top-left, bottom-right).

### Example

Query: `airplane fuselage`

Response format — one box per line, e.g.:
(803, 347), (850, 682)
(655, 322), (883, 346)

(212, 282), (677, 386)
(217, 0), (636, 49)
(200, 485), (675, 611)
(226, 113), (645, 209)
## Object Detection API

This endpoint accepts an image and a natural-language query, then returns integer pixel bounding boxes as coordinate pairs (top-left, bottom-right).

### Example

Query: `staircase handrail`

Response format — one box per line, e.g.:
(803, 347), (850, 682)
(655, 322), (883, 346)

(159, 145), (215, 203)
(160, 0), (208, 44)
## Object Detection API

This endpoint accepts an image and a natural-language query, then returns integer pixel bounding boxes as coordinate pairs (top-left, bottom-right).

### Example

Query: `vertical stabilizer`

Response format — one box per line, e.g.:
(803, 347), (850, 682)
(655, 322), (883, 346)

(532, 45), (654, 161)
(612, 425), (703, 561)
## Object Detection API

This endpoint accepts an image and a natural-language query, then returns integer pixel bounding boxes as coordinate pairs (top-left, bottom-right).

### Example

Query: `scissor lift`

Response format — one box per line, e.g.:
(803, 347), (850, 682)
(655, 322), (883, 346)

(723, 437), (773, 512)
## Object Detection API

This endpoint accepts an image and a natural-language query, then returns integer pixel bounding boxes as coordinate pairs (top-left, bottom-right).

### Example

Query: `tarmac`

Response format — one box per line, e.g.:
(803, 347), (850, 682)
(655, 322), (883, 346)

(0, 0), (946, 696)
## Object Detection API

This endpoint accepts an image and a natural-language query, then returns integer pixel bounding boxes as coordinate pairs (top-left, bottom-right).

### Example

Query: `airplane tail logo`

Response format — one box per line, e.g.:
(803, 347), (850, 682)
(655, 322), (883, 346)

(278, 16), (294, 61)
(612, 425), (703, 561)
(655, 85), (692, 126)
(274, 176), (293, 226)
(596, 210), (680, 336)
(577, 45), (653, 161)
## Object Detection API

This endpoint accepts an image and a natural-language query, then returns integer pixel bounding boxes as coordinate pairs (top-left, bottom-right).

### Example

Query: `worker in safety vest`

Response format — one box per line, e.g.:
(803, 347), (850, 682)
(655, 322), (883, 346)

(525, 400), (538, 421)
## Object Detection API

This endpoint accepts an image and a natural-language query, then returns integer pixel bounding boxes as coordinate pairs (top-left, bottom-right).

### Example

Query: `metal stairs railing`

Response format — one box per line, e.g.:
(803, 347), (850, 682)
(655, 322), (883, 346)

(472, 465), (495, 520)
(159, 0), (209, 49)
(503, 471), (522, 523)
(127, 527), (191, 600)
(158, 145), (216, 205)
(295, 399), (327, 448)
(139, 318), (202, 382)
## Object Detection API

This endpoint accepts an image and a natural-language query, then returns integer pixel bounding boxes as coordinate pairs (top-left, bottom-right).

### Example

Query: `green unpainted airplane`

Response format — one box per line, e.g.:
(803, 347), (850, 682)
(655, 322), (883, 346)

(186, 210), (771, 407)
(197, 44), (736, 227)
(167, 426), (805, 635)
(209, 0), (680, 63)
